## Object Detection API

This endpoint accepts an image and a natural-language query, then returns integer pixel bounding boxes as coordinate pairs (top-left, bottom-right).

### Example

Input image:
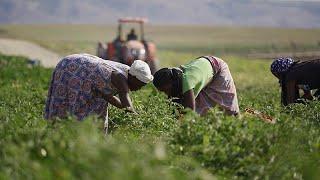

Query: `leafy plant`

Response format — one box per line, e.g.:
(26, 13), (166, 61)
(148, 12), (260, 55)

(0, 54), (320, 179)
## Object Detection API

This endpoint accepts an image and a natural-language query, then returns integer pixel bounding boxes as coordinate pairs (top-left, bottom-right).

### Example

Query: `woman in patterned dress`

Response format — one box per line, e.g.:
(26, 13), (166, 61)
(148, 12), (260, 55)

(153, 56), (239, 116)
(44, 53), (153, 131)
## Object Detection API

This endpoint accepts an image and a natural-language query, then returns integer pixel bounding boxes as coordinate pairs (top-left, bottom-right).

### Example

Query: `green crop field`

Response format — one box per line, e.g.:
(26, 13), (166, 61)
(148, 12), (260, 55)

(1, 52), (320, 179)
(1, 24), (320, 58)
(1, 25), (320, 179)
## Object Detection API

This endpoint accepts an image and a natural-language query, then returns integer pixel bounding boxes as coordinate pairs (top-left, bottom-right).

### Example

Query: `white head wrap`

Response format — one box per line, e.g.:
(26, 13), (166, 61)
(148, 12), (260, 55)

(129, 60), (154, 83)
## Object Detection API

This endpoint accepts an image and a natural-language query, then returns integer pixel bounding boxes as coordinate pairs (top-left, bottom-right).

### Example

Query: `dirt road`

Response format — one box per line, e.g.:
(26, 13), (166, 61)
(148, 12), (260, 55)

(0, 38), (61, 68)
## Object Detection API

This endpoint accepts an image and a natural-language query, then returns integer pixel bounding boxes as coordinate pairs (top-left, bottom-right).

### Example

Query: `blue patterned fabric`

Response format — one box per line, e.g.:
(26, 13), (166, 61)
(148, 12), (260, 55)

(44, 54), (129, 120)
(270, 57), (294, 76)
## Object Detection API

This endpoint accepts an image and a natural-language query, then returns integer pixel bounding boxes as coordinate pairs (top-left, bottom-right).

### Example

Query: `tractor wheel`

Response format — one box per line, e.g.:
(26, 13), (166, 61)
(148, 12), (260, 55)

(148, 59), (158, 75)
(97, 42), (107, 59)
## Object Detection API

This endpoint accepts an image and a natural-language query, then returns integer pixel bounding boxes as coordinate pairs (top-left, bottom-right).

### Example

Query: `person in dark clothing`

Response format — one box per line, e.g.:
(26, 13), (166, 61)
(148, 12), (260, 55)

(127, 29), (138, 41)
(270, 57), (320, 106)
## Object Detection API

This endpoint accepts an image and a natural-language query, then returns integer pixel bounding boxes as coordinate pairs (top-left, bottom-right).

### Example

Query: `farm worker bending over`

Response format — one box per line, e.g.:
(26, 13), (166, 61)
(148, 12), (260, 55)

(153, 56), (239, 116)
(270, 57), (320, 105)
(44, 53), (153, 129)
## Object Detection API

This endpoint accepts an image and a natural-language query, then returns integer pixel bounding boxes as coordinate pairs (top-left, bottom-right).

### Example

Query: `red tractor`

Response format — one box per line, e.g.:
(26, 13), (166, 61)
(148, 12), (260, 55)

(97, 17), (158, 74)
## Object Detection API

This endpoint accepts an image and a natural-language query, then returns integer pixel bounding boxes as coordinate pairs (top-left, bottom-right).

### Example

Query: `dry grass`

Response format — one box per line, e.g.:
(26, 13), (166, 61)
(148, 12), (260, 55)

(1, 24), (320, 57)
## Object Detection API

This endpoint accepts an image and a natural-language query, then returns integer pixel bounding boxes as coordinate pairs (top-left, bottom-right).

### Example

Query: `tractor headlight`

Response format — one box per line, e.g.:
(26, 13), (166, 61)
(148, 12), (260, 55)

(129, 48), (146, 59)
(139, 49), (146, 56)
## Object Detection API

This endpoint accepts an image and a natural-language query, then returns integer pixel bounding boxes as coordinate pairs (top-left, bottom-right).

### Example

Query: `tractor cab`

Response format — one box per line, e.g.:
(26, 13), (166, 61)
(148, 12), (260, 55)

(97, 17), (158, 74)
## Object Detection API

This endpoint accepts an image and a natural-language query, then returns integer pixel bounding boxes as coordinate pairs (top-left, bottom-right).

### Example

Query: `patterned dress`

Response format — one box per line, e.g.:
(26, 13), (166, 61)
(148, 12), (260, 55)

(44, 53), (129, 121)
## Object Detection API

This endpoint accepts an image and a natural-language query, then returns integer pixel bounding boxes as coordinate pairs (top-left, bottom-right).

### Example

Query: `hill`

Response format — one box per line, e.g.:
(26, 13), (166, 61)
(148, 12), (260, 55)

(1, 0), (320, 28)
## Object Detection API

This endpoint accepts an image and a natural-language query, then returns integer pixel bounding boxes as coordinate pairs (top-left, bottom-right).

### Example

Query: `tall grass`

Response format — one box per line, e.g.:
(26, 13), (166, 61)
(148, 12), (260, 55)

(1, 24), (320, 56)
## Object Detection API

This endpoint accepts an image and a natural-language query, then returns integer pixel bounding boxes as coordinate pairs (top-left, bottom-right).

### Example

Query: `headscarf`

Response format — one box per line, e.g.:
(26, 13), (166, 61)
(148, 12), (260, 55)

(270, 57), (294, 77)
(129, 60), (153, 83)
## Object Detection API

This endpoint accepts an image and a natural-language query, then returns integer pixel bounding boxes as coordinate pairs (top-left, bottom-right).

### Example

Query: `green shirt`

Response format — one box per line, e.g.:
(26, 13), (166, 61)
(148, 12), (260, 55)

(181, 57), (215, 97)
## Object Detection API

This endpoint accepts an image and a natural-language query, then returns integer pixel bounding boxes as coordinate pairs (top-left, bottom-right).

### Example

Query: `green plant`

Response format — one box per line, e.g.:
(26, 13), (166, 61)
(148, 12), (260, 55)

(1, 54), (320, 179)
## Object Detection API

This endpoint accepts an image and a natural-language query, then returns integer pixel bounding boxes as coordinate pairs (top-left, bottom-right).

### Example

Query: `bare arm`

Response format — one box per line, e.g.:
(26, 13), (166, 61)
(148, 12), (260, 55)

(104, 95), (122, 108)
(302, 90), (313, 100)
(111, 72), (136, 112)
(182, 89), (196, 111)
